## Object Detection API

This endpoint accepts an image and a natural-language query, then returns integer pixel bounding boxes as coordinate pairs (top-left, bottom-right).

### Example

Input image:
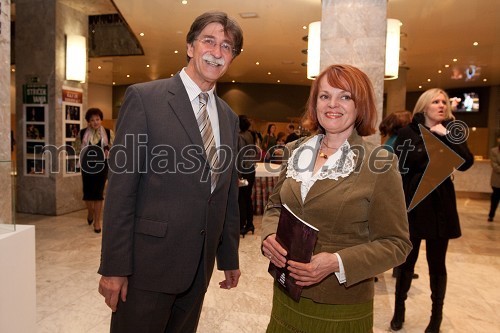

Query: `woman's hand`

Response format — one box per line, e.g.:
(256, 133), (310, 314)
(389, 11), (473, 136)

(287, 252), (339, 286)
(430, 123), (448, 136)
(262, 234), (287, 268)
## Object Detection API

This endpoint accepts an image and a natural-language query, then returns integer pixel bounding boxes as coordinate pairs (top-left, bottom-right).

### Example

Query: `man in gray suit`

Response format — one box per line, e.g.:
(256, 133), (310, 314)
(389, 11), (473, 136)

(98, 11), (244, 332)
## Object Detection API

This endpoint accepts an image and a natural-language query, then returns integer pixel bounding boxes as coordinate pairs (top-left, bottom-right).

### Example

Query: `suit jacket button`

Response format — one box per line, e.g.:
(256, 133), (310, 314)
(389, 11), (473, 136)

(200, 229), (206, 235)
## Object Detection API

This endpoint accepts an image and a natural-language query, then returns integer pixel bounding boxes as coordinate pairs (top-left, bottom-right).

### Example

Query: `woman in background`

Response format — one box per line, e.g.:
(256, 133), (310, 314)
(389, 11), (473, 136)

(379, 110), (419, 280)
(262, 123), (277, 161)
(379, 110), (412, 152)
(391, 88), (474, 333)
(78, 108), (114, 233)
(237, 115), (258, 237)
(488, 136), (500, 222)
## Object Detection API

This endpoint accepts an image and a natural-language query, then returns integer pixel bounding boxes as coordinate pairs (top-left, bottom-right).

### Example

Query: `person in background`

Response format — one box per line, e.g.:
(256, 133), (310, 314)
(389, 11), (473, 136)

(488, 136), (500, 222)
(266, 131), (287, 164)
(238, 115), (258, 237)
(97, 11), (244, 333)
(77, 108), (114, 233)
(261, 123), (277, 160)
(391, 88), (474, 333)
(379, 110), (412, 152)
(378, 110), (419, 280)
(261, 64), (412, 332)
(284, 123), (299, 144)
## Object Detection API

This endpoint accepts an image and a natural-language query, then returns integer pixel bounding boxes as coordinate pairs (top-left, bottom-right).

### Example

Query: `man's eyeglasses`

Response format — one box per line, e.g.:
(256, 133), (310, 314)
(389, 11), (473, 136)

(196, 37), (235, 56)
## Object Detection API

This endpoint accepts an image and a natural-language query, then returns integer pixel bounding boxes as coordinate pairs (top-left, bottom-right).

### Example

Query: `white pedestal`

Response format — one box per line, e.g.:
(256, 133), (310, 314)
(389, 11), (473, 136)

(0, 225), (36, 333)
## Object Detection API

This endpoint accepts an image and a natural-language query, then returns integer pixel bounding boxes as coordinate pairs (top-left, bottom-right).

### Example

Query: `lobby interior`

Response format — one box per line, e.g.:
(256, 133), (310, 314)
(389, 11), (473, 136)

(2, 1), (500, 332)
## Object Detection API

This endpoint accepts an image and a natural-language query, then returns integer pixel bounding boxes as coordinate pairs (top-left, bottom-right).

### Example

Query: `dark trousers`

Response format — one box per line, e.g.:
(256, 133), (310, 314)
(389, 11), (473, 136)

(489, 186), (500, 219)
(238, 171), (255, 229)
(399, 234), (449, 276)
(111, 254), (207, 333)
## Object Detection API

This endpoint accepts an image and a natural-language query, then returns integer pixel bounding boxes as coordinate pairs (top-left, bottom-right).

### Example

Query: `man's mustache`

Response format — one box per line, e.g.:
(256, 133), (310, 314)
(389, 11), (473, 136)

(203, 54), (225, 66)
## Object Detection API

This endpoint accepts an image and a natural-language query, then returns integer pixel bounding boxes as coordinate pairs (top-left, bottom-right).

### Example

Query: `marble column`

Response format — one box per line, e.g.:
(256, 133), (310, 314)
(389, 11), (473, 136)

(320, 0), (387, 144)
(15, 0), (88, 215)
(0, 0), (13, 227)
(385, 66), (409, 115)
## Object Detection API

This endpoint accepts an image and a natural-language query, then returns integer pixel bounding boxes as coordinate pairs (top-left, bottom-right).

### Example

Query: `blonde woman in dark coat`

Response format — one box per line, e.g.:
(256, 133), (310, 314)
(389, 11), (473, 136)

(261, 64), (412, 332)
(391, 88), (474, 332)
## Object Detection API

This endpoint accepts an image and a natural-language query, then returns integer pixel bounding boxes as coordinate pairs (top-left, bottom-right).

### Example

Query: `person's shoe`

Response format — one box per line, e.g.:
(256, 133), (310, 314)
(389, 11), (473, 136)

(246, 225), (255, 235)
(488, 217), (493, 222)
(412, 273), (419, 279)
(87, 218), (93, 225)
(94, 227), (101, 233)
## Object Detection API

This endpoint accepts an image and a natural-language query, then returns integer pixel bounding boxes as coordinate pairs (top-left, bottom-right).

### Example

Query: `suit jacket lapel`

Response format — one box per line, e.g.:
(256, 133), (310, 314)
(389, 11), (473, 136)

(166, 75), (206, 156)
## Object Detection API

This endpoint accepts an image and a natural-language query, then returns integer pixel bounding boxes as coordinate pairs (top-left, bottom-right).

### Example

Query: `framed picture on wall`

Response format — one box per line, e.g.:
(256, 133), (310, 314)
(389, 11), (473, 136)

(25, 105), (46, 122)
(62, 87), (83, 177)
(23, 104), (49, 177)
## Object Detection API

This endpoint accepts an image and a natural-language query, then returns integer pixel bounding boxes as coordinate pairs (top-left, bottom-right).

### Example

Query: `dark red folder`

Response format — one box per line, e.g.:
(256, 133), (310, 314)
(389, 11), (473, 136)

(268, 204), (319, 302)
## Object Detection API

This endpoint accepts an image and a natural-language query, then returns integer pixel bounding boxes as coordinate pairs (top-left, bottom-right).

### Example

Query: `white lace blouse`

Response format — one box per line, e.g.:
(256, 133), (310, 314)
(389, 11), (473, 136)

(286, 134), (356, 202)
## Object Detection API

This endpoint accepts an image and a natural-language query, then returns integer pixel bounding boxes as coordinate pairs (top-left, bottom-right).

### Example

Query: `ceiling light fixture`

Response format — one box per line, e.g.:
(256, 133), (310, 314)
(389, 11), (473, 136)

(306, 19), (401, 80)
(384, 19), (402, 80)
(181, 0), (188, 4)
(306, 21), (321, 80)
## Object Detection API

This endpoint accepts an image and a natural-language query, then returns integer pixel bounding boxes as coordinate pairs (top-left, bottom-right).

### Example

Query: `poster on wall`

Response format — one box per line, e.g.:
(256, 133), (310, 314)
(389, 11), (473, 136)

(22, 84), (49, 177)
(62, 86), (83, 176)
(23, 104), (48, 176)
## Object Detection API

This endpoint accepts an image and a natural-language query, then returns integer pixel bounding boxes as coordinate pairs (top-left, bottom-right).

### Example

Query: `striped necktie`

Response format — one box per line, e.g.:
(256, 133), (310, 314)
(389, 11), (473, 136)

(197, 92), (219, 192)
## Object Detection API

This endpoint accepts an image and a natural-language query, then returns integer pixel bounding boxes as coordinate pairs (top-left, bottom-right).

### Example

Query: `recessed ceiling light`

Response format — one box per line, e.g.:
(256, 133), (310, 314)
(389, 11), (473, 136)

(139, 32), (145, 37)
(239, 12), (258, 19)
(181, 0), (188, 4)
(452, 58), (458, 62)
(126, 74), (130, 78)
(112, 82), (116, 85)
(174, 50), (178, 54)
(473, 42), (478, 46)
(444, 64), (450, 68)
(11, 68), (15, 72)
(302, 26), (307, 30)
(267, 72), (271, 75)
(277, 80), (281, 83)
(438, 70), (442, 73)
(483, 78), (488, 82)
(256, 62), (260, 65)
(97, 66), (102, 69)
(419, 85), (422, 89)
(232, 80), (235, 83)
(427, 78), (431, 82)
(146, 64), (150, 68)
(170, 74), (174, 77)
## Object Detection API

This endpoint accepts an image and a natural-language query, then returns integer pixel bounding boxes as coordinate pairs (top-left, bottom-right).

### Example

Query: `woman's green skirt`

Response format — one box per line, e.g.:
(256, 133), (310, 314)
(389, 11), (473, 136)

(266, 285), (373, 333)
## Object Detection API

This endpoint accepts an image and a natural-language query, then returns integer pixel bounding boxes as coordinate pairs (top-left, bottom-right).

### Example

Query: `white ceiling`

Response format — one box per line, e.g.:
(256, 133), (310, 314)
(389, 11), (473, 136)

(70, 0), (500, 91)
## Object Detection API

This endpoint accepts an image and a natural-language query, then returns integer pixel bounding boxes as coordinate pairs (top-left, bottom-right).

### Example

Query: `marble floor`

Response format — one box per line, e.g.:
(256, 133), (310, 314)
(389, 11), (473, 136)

(20, 197), (500, 332)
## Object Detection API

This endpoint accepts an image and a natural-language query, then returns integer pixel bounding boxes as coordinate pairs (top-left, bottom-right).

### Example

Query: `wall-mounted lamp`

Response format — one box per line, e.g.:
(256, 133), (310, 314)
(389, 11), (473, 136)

(66, 35), (87, 82)
(306, 19), (402, 80)
(384, 19), (402, 80)
(307, 21), (321, 80)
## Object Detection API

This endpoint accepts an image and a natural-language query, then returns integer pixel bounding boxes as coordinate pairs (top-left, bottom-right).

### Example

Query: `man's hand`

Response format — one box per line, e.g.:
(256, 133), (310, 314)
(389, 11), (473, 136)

(98, 276), (128, 312)
(218, 269), (241, 289)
